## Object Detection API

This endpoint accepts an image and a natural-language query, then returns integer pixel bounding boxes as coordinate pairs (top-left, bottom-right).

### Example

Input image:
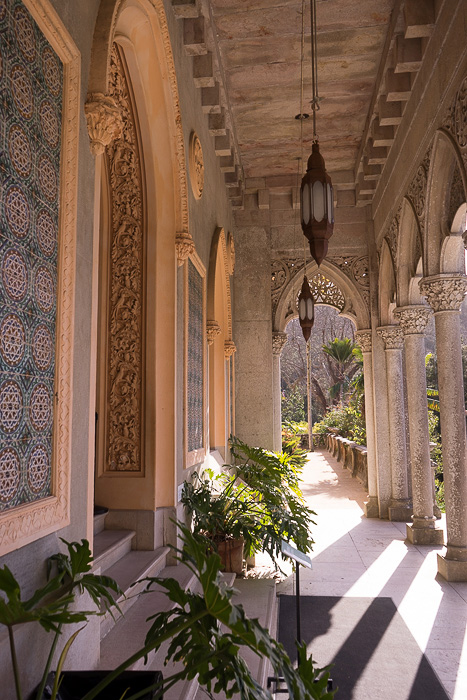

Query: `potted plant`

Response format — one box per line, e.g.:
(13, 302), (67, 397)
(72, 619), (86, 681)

(1, 526), (336, 700)
(181, 437), (316, 572)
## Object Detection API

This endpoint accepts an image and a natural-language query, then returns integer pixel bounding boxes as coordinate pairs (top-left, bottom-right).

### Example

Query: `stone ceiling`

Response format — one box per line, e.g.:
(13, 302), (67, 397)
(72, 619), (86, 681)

(209, 0), (396, 179)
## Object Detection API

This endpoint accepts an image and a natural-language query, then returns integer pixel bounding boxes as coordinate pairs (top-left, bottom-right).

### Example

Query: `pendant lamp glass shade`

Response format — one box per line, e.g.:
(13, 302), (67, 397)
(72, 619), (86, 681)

(300, 141), (334, 266)
(297, 275), (315, 342)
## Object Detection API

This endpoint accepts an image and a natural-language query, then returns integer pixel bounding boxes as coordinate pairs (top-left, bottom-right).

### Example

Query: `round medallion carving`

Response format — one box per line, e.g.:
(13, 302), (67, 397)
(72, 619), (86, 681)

(189, 132), (204, 200)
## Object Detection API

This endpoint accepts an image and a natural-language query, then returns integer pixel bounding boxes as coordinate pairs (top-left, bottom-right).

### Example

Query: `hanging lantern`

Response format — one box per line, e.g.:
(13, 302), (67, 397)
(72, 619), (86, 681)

(300, 141), (334, 266)
(297, 275), (314, 342)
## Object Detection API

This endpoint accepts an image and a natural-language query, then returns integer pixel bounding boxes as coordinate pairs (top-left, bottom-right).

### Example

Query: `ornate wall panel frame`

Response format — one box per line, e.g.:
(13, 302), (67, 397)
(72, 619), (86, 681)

(184, 251), (207, 468)
(0, 0), (79, 555)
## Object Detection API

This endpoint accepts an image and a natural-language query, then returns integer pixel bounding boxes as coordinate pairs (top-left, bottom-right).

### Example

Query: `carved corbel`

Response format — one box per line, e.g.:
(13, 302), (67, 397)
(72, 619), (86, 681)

(176, 231), (196, 266)
(206, 320), (221, 345)
(224, 340), (236, 358)
(85, 93), (123, 156)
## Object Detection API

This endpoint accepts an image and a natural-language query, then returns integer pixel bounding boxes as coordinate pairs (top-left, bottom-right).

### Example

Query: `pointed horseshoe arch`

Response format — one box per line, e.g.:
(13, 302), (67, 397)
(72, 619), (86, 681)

(274, 260), (370, 332)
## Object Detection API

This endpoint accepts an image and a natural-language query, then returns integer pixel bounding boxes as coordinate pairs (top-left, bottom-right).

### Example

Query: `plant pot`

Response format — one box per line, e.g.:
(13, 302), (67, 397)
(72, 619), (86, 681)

(217, 538), (244, 574)
(35, 670), (163, 699)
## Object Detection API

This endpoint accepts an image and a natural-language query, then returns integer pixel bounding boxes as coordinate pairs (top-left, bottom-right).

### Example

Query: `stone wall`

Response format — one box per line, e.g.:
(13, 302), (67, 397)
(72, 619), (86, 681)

(326, 432), (368, 491)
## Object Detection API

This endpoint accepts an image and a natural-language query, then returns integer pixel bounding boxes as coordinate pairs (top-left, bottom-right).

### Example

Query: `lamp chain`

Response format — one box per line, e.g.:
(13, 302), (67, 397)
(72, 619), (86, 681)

(310, 0), (320, 141)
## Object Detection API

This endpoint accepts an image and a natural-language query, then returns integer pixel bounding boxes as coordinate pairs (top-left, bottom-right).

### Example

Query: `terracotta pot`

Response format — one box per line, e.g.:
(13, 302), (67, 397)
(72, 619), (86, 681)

(216, 538), (244, 574)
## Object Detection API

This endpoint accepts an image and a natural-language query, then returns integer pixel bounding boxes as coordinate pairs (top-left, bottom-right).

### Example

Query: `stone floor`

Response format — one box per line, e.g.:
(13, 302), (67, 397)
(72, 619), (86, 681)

(276, 449), (467, 700)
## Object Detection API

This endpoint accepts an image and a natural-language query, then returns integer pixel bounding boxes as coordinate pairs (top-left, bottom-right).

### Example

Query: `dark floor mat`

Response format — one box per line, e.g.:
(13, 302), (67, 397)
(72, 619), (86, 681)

(278, 595), (450, 700)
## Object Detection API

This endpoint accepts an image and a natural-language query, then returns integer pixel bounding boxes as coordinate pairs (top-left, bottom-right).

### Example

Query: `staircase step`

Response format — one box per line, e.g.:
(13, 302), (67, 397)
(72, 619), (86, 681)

(100, 547), (170, 639)
(193, 578), (278, 700)
(93, 529), (135, 573)
(93, 510), (108, 536)
(98, 563), (196, 671)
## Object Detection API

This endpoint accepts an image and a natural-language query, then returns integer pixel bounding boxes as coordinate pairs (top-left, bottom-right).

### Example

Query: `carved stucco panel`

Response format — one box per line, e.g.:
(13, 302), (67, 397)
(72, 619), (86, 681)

(105, 45), (144, 472)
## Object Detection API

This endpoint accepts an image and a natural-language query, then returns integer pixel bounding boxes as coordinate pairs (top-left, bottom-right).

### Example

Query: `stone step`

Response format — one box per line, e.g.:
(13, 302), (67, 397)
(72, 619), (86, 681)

(99, 564), (235, 700)
(100, 547), (170, 639)
(93, 507), (109, 536)
(193, 577), (278, 699)
(93, 529), (135, 574)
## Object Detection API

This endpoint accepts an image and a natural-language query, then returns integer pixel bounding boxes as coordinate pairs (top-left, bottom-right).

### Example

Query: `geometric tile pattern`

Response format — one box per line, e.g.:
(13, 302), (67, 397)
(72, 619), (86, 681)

(187, 259), (204, 454)
(0, 0), (62, 510)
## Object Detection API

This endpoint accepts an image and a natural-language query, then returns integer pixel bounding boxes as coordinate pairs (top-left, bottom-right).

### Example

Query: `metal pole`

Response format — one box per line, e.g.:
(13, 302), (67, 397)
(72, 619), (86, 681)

(306, 340), (314, 451)
(296, 563), (301, 666)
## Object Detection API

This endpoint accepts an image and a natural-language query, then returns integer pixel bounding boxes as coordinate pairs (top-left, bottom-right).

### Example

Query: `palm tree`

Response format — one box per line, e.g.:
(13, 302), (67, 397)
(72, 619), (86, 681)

(322, 338), (359, 405)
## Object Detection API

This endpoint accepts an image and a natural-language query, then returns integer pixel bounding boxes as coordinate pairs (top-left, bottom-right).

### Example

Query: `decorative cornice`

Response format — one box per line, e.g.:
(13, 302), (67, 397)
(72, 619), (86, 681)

(355, 330), (372, 353)
(420, 274), (467, 313)
(176, 231), (196, 266)
(206, 319), (221, 345)
(377, 325), (404, 350)
(394, 305), (431, 334)
(272, 331), (288, 356)
(224, 340), (236, 358)
(85, 93), (123, 156)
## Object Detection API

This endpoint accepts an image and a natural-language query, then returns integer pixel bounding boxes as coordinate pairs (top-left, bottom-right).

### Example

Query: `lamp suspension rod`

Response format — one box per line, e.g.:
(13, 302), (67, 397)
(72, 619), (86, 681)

(310, 0), (319, 140)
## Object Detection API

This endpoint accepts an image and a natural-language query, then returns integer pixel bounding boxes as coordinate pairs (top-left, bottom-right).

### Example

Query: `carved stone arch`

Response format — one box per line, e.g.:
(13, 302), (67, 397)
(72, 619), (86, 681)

(207, 228), (233, 457)
(274, 259), (370, 332)
(93, 0), (184, 536)
(379, 239), (397, 326)
(87, 0), (189, 243)
(397, 197), (424, 307)
(425, 129), (467, 276)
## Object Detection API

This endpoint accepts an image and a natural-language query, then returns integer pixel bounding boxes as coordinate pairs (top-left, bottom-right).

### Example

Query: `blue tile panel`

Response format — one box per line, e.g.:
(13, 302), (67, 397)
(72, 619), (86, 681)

(0, 0), (62, 511)
(187, 260), (204, 454)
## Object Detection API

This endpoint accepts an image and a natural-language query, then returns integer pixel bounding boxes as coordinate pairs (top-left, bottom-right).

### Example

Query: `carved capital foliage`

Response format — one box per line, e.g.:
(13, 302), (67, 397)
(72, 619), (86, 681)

(394, 305), (431, 334)
(377, 326), (404, 350)
(355, 330), (372, 353)
(420, 274), (467, 312)
(206, 319), (221, 345)
(85, 93), (123, 156)
(189, 132), (204, 199)
(176, 231), (196, 266)
(224, 340), (236, 358)
(272, 331), (288, 356)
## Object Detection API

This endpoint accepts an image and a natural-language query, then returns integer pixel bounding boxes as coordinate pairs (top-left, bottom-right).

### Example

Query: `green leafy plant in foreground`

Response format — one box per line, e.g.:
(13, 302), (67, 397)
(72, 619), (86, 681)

(1, 526), (335, 700)
(0, 539), (122, 700)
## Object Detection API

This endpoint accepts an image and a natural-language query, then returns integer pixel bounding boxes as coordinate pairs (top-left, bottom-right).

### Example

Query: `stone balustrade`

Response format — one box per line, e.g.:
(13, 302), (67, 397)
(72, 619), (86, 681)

(325, 431), (368, 490)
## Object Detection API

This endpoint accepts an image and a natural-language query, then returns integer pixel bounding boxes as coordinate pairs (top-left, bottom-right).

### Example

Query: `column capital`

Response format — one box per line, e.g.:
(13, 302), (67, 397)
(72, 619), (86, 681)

(224, 340), (236, 358)
(206, 320), (221, 345)
(376, 325), (404, 349)
(393, 305), (432, 334)
(419, 274), (467, 313)
(175, 231), (196, 266)
(84, 93), (123, 156)
(272, 331), (288, 356)
(355, 329), (372, 353)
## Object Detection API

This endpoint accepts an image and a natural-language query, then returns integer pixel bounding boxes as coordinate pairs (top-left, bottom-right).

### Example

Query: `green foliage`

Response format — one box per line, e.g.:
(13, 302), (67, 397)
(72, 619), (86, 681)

(281, 384), (306, 422)
(182, 437), (316, 567)
(44, 526), (336, 700)
(281, 420), (309, 465)
(0, 539), (122, 700)
(313, 405), (367, 446)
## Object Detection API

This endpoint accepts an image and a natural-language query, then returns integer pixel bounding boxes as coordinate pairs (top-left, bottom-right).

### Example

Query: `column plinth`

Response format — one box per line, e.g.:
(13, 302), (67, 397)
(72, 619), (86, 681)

(376, 326), (412, 522)
(420, 275), (467, 578)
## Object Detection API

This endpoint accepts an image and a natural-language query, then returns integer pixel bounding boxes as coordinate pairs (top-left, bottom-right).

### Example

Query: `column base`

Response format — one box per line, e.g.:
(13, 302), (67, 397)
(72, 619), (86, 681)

(389, 501), (412, 522)
(437, 553), (467, 581)
(364, 496), (379, 519)
(406, 523), (444, 545)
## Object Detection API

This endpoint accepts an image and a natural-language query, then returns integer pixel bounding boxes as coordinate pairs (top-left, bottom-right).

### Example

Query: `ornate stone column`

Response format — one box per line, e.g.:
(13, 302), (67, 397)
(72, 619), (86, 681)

(420, 274), (467, 580)
(376, 326), (412, 521)
(394, 306), (443, 544)
(355, 330), (379, 518)
(272, 332), (288, 452)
